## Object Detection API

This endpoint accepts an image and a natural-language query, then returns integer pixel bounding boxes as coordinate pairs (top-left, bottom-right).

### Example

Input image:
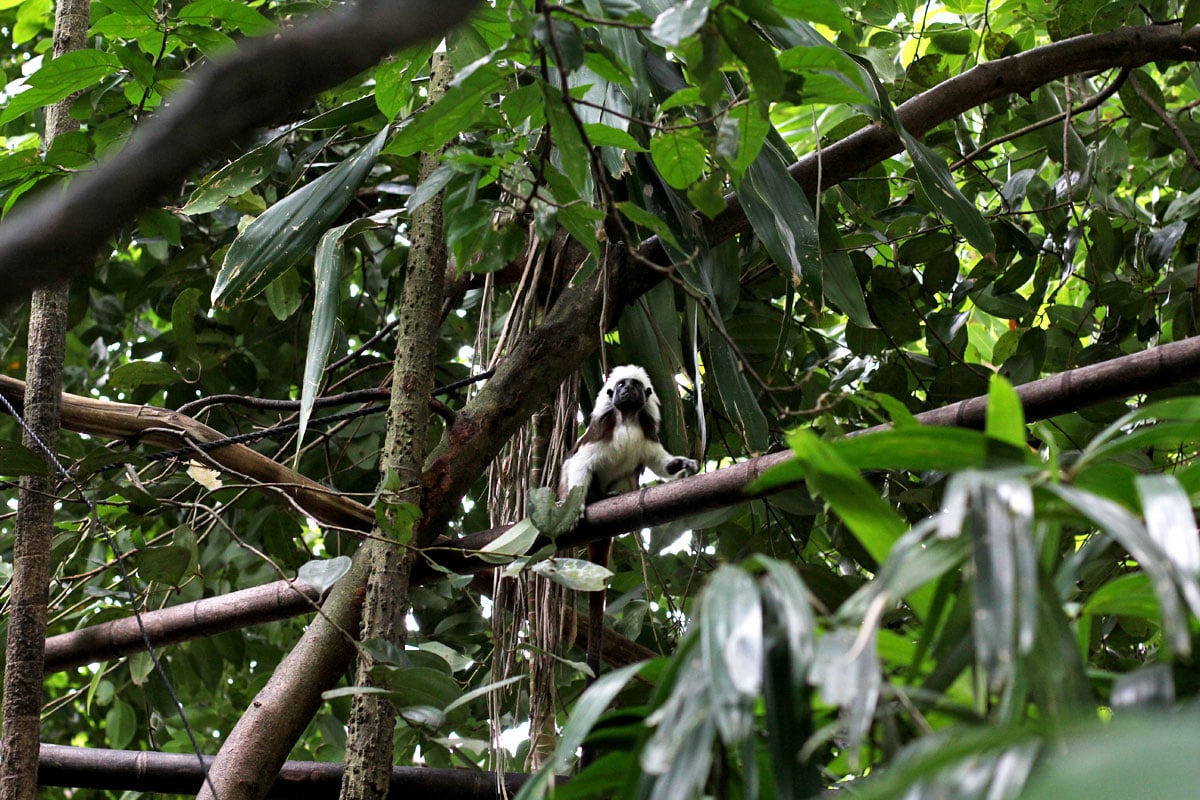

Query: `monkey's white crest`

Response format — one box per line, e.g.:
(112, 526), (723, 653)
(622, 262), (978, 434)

(593, 364), (661, 423)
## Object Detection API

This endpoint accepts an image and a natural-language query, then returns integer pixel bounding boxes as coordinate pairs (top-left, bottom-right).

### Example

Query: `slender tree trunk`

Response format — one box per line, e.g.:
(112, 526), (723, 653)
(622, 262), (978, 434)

(339, 52), (453, 799)
(0, 1), (90, 797)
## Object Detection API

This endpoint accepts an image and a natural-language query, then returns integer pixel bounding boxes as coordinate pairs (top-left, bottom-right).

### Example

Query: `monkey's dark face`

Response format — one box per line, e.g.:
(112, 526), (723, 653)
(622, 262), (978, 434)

(608, 377), (650, 414)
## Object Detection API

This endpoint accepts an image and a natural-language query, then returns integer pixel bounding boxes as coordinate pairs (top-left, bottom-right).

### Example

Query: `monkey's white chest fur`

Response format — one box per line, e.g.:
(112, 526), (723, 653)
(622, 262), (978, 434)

(590, 418), (653, 493)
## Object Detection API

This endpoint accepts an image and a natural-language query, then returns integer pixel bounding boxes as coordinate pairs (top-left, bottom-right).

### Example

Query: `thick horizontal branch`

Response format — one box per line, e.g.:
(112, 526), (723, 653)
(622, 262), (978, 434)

(37, 744), (534, 799)
(424, 334), (1200, 578)
(43, 579), (320, 673)
(0, 0), (480, 300)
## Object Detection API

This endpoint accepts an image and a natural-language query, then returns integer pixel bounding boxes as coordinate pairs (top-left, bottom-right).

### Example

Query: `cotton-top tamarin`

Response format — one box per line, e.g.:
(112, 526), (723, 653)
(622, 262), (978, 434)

(559, 365), (698, 681)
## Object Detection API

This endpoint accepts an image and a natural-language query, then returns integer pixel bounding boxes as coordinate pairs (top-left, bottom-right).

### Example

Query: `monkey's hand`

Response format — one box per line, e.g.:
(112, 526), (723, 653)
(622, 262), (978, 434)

(665, 457), (699, 479)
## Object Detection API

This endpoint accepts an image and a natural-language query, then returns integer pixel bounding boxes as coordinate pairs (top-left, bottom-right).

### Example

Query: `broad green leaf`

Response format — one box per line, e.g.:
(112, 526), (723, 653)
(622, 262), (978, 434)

(739, 143), (822, 293)
(298, 556), (352, 594)
(986, 374), (1026, 447)
(532, 18), (584, 72)
(1135, 475), (1200, 574)
(109, 360), (180, 390)
(386, 66), (505, 157)
(709, 329), (769, 452)
(530, 556), (613, 592)
(903, 132), (995, 255)
(514, 663), (645, 800)
(834, 427), (1017, 473)
(700, 567), (762, 743)
(1021, 713), (1200, 800)
(212, 126), (388, 307)
(528, 485), (585, 539)
(816, 212), (874, 327)
(170, 287), (202, 381)
(1083, 573), (1158, 618)
(183, 140), (282, 215)
(648, 0), (710, 47)
(177, 0), (272, 36)
(0, 440), (50, 476)
(616, 200), (683, 252)
(583, 122), (646, 151)
(650, 129), (707, 189)
(376, 499), (421, 546)
(773, 0), (853, 32)
(787, 430), (907, 563)
(716, 9), (783, 102)
(479, 519), (540, 565)
(105, 700), (137, 750)
(1049, 484), (1198, 655)
(136, 544), (191, 585)
(0, 51), (122, 125)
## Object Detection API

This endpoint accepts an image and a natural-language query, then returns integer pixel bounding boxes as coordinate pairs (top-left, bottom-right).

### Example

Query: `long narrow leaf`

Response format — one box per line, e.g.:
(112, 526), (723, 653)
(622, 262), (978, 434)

(212, 126), (389, 307)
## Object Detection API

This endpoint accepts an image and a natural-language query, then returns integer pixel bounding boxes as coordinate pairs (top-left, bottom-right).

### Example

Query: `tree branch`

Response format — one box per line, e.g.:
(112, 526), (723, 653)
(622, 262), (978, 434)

(38, 744), (534, 799)
(0, 0), (480, 302)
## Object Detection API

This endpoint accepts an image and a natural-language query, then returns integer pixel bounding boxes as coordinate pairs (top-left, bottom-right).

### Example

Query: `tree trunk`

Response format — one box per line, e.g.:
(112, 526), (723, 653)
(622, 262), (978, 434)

(339, 52), (453, 799)
(0, 0), (90, 797)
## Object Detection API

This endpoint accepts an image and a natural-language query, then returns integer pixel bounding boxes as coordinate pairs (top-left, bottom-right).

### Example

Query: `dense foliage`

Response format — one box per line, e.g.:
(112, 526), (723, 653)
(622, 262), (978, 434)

(3, 0), (1200, 797)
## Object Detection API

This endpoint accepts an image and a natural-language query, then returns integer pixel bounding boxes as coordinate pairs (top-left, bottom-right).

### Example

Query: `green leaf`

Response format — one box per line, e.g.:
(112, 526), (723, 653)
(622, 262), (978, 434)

(738, 144), (821, 296)
(515, 663), (645, 800)
(387, 66), (504, 157)
(105, 700), (137, 750)
(212, 127), (388, 307)
(298, 220), (383, 453)
(376, 500), (421, 546)
(902, 132), (996, 255)
(108, 360), (180, 390)
(700, 567), (762, 742)
(986, 374), (1026, 447)
(0, 50), (122, 125)
(716, 9), (783, 103)
(650, 129), (707, 189)
(0, 440), (50, 477)
(532, 17), (585, 72)
(170, 287), (202, 381)
(1083, 572), (1158, 617)
(136, 544), (191, 585)
(582, 122), (646, 151)
(479, 518), (541, 564)
(834, 427), (994, 472)
(183, 140), (282, 216)
(616, 200), (683, 251)
(709, 329), (770, 452)
(528, 485), (585, 539)
(1135, 475), (1200, 575)
(298, 556), (352, 594)
(530, 557), (613, 592)
(648, 0), (710, 47)
(787, 430), (907, 563)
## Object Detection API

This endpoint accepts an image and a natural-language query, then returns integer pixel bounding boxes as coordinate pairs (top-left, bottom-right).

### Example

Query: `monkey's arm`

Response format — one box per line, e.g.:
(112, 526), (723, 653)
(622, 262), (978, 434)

(642, 441), (698, 481)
